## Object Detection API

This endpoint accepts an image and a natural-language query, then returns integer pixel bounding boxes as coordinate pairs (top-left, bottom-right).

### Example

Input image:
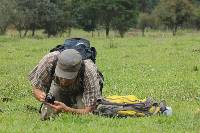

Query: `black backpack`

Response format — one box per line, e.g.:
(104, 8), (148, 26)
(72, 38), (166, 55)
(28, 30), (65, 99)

(50, 38), (104, 93)
(50, 38), (97, 63)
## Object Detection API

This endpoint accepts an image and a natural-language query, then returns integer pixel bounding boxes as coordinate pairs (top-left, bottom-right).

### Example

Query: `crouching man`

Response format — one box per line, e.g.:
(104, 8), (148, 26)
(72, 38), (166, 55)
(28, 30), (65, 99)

(28, 49), (103, 120)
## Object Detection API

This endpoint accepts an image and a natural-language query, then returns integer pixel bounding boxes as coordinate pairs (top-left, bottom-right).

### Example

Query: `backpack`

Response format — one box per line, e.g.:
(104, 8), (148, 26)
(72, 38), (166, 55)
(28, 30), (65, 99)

(93, 95), (172, 117)
(50, 38), (97, 63)
(50, 38), (104, 93)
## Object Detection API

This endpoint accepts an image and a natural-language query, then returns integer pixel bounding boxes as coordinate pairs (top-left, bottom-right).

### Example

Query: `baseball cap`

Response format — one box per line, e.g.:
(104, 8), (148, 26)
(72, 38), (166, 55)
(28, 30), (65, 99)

(55, 49), (82, 79)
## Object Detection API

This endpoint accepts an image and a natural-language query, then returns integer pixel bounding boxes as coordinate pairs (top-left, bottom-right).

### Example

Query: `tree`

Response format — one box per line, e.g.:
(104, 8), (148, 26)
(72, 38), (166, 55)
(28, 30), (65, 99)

(190, 0), (200, 30)
(37, 0), (72, 37)
(10, 0), (41, 37)
(138, 0), (160, 13)
(15, 0), (40, 37)
(72, 0), (99, 36)
(154, 0), (193, 36)
(72, 0), (138, 37)
(72, 0), (119, 37)
(192, 0), (200, 4)
(193, 7), (200, 30)
(0, 0), (15, 34)
(138, 13), (155, 36)
(98, 0), (119, 37)
(112, 0), (138, 37)
(10, 0), (71, 37)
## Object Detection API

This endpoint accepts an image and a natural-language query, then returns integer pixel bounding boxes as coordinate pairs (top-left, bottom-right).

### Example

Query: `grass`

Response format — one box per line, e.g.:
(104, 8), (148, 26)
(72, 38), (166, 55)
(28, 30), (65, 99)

(0, 30), (200, 132)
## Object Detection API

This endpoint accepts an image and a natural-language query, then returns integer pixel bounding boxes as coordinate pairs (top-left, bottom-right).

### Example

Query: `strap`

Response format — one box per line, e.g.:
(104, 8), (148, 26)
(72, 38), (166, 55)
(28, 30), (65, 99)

(79, 62), (85, 93)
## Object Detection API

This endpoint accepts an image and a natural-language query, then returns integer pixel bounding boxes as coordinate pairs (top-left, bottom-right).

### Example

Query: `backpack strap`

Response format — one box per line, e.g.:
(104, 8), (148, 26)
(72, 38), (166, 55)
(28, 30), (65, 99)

(78, 62), (104, 94)
(90, 47), (97, 63)
(79, 62), (85, 93)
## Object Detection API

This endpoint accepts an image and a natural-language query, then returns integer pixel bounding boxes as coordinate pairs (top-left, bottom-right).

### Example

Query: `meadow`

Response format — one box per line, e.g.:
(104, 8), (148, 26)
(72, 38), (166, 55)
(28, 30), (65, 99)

(0, 30), (200, 132)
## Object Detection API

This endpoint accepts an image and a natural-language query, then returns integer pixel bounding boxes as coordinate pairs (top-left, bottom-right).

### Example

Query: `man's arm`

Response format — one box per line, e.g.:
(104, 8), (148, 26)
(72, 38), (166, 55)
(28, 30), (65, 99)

(63, 106), (93, 114)
(82, 60), (102, 107)
(28, 52), (59, 102)
(47, 101), (94, 114)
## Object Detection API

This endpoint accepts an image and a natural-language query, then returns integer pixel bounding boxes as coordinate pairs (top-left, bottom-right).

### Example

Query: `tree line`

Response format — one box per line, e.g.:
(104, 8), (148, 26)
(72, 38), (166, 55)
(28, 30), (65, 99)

(0, 0), (199, 37)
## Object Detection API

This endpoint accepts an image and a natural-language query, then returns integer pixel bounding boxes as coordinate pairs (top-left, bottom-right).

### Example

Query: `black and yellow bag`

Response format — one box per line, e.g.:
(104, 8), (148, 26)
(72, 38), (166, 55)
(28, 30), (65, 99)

(93, 95), (171, 117)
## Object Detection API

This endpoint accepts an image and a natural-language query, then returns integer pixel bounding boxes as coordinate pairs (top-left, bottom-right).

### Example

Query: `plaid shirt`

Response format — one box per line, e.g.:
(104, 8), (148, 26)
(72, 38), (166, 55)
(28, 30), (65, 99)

(28, 51), (102, 107)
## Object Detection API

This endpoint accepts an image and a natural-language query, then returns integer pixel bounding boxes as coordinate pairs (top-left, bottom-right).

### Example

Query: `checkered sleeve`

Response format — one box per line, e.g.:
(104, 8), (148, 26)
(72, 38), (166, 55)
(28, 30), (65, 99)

(82, 60), (102, 107)
(28, 51), (59, 91)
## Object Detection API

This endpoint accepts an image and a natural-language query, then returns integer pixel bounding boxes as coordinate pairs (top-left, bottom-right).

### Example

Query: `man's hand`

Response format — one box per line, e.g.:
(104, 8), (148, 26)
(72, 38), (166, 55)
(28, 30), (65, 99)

(47, 101), (69, 113)
(32, 88), (46, 102)
(47, 101), (94, 114)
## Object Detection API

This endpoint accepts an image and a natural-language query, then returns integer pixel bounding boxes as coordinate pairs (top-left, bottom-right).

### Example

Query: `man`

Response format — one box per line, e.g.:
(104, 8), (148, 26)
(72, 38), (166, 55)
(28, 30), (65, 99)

(28, 49), (103, 120)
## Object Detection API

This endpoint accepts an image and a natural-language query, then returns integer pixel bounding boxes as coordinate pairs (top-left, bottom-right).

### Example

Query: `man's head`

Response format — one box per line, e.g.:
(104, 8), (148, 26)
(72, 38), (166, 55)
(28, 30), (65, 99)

(55, 49), (82, 81)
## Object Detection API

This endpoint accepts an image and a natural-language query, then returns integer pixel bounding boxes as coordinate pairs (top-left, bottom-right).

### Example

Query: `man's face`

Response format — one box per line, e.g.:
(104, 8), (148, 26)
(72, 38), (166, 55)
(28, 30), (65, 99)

(55, 76), (76, 87)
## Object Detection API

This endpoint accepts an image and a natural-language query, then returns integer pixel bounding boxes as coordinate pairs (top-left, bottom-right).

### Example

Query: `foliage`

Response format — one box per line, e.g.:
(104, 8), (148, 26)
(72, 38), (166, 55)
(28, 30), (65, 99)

(0, 0), (199, 37)
(12, 0), (40, 37)
(137, 0), (160, 13)
(0, 0), (15, 34)
(3, 0), (72, 37)
(98, 0), (138, 37)
(153, 0), (194, 36)
(37, 0), (72, 37)
(138, 13), (155, 36)
(111, 0), (138, 37)
(72, 0), (138, 37)
(190, 6), (200, 30)
(72, 0), (99, 33)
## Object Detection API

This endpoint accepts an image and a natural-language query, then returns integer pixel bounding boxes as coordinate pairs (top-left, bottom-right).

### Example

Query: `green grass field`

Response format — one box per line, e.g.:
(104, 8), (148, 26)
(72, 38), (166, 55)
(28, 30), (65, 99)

(0, 30), (200, 132)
